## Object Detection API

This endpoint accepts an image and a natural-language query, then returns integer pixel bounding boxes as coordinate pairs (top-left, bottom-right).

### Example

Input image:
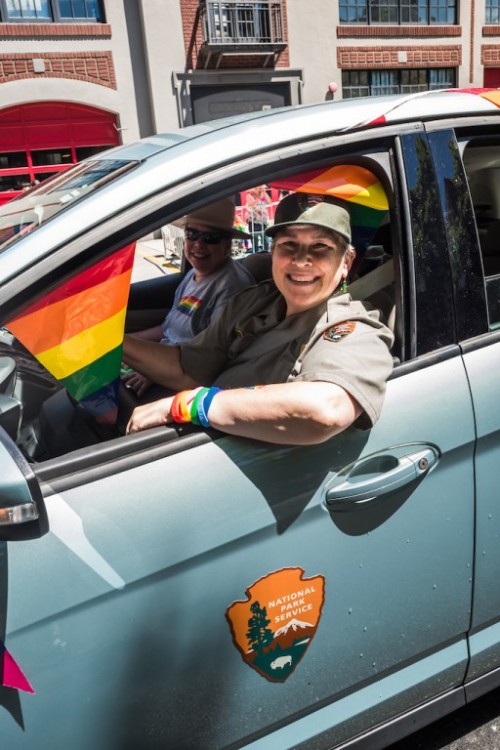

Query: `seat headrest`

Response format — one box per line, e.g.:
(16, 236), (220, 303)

(239, 252), (272, 283)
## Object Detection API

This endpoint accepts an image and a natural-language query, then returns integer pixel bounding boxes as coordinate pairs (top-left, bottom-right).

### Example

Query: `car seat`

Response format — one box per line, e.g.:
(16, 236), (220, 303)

(481, 219), (500, 276)
(239, 251), (272, 283)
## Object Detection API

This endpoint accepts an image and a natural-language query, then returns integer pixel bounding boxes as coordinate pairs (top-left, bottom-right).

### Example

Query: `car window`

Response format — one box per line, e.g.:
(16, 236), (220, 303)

(132, 225), (184, 283)
(463, 137), (500, 331)
(0, 159), (137, 253)
(0, 151), (401, 467)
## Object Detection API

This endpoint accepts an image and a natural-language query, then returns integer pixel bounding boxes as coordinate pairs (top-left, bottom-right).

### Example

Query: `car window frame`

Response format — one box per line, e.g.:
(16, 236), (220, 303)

(1, 123), (431, 485)
(429, 126), (489, 340)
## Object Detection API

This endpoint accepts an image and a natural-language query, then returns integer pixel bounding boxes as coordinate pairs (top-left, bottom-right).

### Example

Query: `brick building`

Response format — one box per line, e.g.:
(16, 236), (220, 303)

(0, 0), (498, 203)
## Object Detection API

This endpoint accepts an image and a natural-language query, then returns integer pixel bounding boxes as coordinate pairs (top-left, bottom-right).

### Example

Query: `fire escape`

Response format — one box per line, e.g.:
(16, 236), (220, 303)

(199, 0), (287, 68)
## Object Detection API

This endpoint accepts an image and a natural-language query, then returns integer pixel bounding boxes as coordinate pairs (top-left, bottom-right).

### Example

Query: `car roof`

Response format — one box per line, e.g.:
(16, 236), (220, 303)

(105, 87), (500, 161)
(101, 88), (500, 159)
(0, 87), (499, 283)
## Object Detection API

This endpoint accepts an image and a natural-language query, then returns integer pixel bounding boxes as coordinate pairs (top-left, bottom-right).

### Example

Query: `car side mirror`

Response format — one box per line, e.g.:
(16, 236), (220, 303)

(0, 426), (48, 541)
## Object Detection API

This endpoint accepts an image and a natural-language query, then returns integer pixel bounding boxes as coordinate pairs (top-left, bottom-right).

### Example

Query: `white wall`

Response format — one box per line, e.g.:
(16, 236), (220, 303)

(286, 0), (339, 104)
(140, 0), (187, 132)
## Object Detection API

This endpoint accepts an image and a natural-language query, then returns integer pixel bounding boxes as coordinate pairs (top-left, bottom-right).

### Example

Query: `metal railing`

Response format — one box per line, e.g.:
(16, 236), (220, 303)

(201, 0), (285, 45)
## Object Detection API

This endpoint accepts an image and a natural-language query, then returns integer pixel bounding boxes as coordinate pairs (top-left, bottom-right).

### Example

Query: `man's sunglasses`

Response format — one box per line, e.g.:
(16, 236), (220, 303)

(185, 228), (231, 245)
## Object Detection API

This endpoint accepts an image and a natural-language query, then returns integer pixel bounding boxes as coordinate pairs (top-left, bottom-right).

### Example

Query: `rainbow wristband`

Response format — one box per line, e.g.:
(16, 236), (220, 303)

(171, 388), (202, 424)
(197, 387), (221, 428)
(170, 391), (187, 423)
(189, 387), (209, 426)
(171, 387), (223, 428)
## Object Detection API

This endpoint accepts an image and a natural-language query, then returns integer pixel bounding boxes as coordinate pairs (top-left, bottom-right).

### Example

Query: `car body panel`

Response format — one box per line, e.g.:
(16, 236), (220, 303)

(462, 339), (500, 681)
(1, 355), (475, 749)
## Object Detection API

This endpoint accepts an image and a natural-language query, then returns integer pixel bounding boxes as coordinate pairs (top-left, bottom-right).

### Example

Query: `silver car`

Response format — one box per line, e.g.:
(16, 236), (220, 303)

(0, 88), (499, 749)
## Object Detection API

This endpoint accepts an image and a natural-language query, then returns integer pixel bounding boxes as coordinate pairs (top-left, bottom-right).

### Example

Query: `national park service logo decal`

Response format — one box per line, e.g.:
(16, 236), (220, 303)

(323, 321), (356, 342)
(226, 567), (325, 683)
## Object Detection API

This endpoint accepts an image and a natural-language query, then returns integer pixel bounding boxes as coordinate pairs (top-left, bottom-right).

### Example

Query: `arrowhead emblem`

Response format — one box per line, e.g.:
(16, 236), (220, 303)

(226, 567), (325, 683)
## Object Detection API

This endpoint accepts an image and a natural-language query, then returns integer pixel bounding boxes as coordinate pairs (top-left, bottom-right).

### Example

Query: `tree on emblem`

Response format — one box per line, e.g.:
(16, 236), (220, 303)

(246, 601), (273, 655)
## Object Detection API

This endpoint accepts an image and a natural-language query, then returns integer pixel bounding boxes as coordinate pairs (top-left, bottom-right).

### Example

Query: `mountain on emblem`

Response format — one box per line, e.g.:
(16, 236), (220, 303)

(225, 567), (325, 683)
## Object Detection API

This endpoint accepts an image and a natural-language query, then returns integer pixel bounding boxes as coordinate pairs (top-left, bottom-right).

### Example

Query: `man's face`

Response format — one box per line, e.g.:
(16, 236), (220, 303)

(271, 225), (352, 316)
(184, 222), (232, 279)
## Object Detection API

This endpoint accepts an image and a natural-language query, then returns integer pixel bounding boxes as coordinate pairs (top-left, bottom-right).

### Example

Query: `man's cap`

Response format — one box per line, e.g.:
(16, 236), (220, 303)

(176, 198), (251, 239)
(266, 193), (351, 243)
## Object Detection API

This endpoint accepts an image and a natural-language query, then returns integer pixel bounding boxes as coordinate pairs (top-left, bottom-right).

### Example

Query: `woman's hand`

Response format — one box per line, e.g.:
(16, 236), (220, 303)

(122, 371), (152, 398)
(126, 397), (174, 434)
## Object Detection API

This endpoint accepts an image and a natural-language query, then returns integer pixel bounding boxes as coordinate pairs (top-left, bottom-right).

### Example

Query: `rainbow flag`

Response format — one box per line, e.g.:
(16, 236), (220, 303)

(6, 244), (135, 425)
(178, 295), (202, 316)
(270, 164), (389, 251)
(1, 642), (34, 693)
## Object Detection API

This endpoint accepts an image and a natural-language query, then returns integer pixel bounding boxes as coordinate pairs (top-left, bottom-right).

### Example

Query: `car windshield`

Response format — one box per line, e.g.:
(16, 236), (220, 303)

(0, 158), (137, 252)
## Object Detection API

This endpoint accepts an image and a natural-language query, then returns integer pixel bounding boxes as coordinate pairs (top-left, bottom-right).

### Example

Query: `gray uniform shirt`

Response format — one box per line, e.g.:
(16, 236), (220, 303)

(161, 260), (254, 345)
(180, 280), (394, 428)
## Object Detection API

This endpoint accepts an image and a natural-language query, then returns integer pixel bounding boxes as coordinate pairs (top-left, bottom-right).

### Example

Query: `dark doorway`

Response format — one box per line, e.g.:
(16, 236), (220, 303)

(191, 83), (290, 123)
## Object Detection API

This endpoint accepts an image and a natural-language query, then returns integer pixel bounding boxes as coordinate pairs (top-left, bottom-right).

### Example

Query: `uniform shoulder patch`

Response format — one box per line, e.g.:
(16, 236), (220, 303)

(323, 321), (356, 342)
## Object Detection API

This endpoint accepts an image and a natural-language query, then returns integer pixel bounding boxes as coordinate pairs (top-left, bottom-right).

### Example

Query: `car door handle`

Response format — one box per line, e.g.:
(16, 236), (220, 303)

(325, 446), (438, 508)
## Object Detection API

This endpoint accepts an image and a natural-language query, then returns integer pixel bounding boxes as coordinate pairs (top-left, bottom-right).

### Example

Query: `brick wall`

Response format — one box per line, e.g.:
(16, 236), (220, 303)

(0, 23), (111, 38)
(337, 25), (461, 38)
(338, 46), (461, 68)
(179, 0), (288, 69)
(482, 45), (500, 65)
(0, 52), (116, 88)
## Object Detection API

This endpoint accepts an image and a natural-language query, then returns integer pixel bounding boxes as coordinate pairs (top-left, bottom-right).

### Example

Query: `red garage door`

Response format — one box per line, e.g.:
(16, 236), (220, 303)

(0, 102), (120, 205)
(484, 69), (500, 88)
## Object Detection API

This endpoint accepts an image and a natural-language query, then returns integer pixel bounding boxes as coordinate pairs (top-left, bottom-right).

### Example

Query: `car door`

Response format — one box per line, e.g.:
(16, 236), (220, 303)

(447, 127), (500, 698)
(0, 129), (476, 750)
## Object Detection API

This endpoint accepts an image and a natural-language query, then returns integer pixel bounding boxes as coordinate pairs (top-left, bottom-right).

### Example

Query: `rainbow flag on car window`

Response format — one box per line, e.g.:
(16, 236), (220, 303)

(270, 165), (389, 250)
(6, 244), (135, 425)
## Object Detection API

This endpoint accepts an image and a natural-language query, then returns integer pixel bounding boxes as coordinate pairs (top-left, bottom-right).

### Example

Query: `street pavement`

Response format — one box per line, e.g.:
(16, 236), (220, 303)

(388, 687), (500, 749)
(132, 238), (179, 283)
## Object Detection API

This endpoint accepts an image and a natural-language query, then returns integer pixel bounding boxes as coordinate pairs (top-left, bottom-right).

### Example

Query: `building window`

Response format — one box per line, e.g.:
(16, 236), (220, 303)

(342, 68), (456, 97)
(339, 0), (457, 24)
(370, 0), (399, 23)
(486, 0), (500, 23)
(1, 0), (104, 22)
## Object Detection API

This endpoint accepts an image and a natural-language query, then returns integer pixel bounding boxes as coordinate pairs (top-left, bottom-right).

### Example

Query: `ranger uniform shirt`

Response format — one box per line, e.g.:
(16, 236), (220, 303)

(180, 280), (394, 428)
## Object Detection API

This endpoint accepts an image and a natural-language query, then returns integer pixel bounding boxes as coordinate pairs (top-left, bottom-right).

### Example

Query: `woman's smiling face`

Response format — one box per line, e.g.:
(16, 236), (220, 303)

(271, 225), (353, 316)
(184, 222), (232, 280)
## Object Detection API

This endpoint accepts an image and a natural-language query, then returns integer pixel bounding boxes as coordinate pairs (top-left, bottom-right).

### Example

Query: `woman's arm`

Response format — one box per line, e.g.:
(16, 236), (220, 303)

(122, 334), (199, 391)
(126, 381), (361, 445)
(131, 324), (164, 342)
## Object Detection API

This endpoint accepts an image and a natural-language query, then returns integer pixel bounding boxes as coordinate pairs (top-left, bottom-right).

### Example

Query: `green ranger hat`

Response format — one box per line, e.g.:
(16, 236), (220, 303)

(266, 193), (351, 243)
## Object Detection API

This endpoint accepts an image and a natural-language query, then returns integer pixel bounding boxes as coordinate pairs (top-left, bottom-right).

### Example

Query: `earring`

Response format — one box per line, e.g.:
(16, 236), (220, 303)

(341, 277), (348, 294)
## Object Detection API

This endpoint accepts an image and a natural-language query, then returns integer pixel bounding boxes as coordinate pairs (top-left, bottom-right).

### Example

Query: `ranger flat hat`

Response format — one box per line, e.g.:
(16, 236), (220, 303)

(266, 193), (351, 243)
(176, 198), (251, 239)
